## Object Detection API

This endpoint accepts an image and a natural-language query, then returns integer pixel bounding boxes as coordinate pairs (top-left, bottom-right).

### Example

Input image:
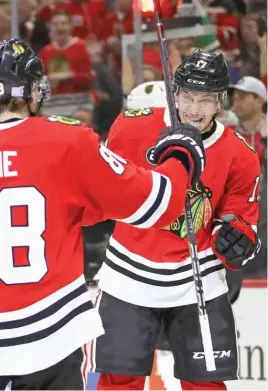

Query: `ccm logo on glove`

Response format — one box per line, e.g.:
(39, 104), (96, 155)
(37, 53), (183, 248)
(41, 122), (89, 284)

(162, 134), (205, 169)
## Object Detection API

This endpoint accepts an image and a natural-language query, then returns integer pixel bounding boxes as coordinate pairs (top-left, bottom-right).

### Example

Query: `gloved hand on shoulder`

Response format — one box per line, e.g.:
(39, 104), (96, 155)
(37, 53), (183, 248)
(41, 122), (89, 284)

(154, 123), (206, 189)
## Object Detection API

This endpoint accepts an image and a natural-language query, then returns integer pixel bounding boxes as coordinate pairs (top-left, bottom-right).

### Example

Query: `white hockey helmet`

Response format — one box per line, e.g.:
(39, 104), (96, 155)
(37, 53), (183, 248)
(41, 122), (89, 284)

(127, 81), (167, 109)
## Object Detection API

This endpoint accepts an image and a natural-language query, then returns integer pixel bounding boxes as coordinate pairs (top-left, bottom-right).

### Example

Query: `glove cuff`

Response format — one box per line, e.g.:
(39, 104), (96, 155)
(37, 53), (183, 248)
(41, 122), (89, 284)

(211, 218), (260, 271)
(157, 146), (194, 188)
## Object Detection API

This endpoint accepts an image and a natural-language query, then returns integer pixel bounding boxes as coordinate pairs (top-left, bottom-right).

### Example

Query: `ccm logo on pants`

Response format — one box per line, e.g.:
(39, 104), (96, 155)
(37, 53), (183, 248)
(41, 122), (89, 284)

(193, 350), (231, 359)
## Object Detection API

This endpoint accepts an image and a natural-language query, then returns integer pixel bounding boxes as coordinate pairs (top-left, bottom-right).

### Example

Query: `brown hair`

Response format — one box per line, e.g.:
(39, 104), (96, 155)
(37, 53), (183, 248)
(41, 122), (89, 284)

(0, 96), (28, 114)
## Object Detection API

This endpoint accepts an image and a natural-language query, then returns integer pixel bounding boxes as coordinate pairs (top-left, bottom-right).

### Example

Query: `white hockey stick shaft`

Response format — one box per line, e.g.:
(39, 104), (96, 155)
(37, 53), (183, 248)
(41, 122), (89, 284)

(200, 314), (216, 371)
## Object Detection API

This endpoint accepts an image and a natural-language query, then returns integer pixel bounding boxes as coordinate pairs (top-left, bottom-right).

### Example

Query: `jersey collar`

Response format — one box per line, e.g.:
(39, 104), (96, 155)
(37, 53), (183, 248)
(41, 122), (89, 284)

(0, 118), (28, 130)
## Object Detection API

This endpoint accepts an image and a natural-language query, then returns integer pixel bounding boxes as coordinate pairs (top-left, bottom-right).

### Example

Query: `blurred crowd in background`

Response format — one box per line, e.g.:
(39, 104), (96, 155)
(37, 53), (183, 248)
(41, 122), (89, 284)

(1, 0), (266, 281)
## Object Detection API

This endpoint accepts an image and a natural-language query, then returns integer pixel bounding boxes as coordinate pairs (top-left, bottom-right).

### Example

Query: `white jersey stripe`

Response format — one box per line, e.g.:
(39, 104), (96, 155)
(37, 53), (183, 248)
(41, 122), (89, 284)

(109, 236), (217, 270)
(0, 275), (86, 322)
(106, 248), (222, 283)
(0, 292), (90, 339)
(0, 275), (104, 376)
(98, 240), (229, 307)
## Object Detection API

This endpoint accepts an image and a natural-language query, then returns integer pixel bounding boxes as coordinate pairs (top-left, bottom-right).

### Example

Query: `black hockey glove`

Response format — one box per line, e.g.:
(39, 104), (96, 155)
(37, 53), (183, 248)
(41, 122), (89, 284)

(211, 215), (261, 270)
(154, 123), (206, 188)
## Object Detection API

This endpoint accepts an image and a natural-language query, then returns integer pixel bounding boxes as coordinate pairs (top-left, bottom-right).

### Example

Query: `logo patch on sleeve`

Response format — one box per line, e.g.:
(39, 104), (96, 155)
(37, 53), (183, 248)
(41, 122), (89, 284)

(46, 115), (82, 126)
(123, 108), (153, 118)
(234, 131), (256, 152)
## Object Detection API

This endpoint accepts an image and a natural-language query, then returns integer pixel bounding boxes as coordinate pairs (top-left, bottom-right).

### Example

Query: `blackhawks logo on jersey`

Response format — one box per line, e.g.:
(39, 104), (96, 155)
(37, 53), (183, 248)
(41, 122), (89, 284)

(46, 115), (82, 126)
(164, 183), (213, 239)
(123, 108), (153, 118)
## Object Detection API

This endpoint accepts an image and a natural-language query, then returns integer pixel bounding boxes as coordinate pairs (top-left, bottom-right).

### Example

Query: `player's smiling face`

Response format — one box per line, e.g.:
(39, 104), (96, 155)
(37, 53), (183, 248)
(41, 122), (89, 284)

(176, 89), (221, 132)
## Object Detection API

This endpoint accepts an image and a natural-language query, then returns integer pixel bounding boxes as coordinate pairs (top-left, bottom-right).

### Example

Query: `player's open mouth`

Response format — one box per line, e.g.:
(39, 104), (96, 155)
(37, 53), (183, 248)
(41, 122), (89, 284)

(185, 115), (204, 124)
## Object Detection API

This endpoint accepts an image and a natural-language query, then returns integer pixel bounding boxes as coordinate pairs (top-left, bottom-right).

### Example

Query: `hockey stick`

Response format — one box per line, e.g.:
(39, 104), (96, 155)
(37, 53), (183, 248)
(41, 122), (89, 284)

(153, 0), (216, 372)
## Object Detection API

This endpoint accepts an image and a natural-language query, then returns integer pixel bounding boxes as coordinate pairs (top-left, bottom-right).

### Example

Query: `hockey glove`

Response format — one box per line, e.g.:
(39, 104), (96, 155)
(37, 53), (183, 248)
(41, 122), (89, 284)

(154, 123), (206, 189)
(211, 215), (261, 271)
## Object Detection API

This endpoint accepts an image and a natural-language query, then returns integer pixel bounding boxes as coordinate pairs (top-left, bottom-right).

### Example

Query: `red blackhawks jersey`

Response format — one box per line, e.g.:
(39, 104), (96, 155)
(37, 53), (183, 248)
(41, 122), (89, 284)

(99, 107), (260, 308)
(0, 115), (188, 376)
(39, 38), (94, 95)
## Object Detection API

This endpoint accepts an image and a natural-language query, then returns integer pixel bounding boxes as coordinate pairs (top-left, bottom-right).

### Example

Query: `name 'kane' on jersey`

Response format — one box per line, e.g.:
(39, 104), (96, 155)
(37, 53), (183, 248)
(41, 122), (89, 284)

(99, 107), (260, 308)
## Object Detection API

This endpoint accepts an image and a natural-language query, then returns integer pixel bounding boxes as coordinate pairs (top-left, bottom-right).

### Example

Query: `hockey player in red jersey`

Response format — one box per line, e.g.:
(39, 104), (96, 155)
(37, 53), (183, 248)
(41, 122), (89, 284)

(0, 39), (207, 390)
(93, 50), (261, 390)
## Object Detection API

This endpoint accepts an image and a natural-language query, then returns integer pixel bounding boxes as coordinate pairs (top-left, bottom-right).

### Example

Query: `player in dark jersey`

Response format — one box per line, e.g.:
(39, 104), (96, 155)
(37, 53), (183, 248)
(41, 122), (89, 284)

(92, 50), (261, 391)
(0, 39), (206, 390)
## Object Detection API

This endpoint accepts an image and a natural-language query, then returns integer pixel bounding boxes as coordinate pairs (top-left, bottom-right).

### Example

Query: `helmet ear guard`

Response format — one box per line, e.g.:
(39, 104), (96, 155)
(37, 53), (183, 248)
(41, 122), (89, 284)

(34, 76), (51, 102)
(219, 91), (227, 107)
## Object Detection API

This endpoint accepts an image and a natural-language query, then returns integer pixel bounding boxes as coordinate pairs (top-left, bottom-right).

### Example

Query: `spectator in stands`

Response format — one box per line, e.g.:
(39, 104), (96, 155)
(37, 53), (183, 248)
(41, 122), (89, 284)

(39, 10), (94, 96)
(237, 14), (267, 81)
(18, 0), (36, 26)
(18, 0), (37, 43)
(86, 0), (107, 40)
(37, 0), (92, 39)
(0, 5), (11, 41)
(205, 0), (240, 60)
(231, 76), (267, 166)
(37, 0), (107, 41)
(122, 41), (181, 95)
(98, 0), (133, 41)
(36, 1), (67, 26)
(0, 0), (36, 43)
(97, 0), (133, 75)
(216, 107), (239, 126)
(143, 45), (164, 82)
(72, 107), (92, 126)
(62, 0), (91, 39)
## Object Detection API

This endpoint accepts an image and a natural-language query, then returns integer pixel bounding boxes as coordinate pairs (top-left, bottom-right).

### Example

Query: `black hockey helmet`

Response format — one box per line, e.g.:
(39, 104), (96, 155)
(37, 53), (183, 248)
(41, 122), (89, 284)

(0, 38), (50, 103)
(173, 49), (230, 102)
